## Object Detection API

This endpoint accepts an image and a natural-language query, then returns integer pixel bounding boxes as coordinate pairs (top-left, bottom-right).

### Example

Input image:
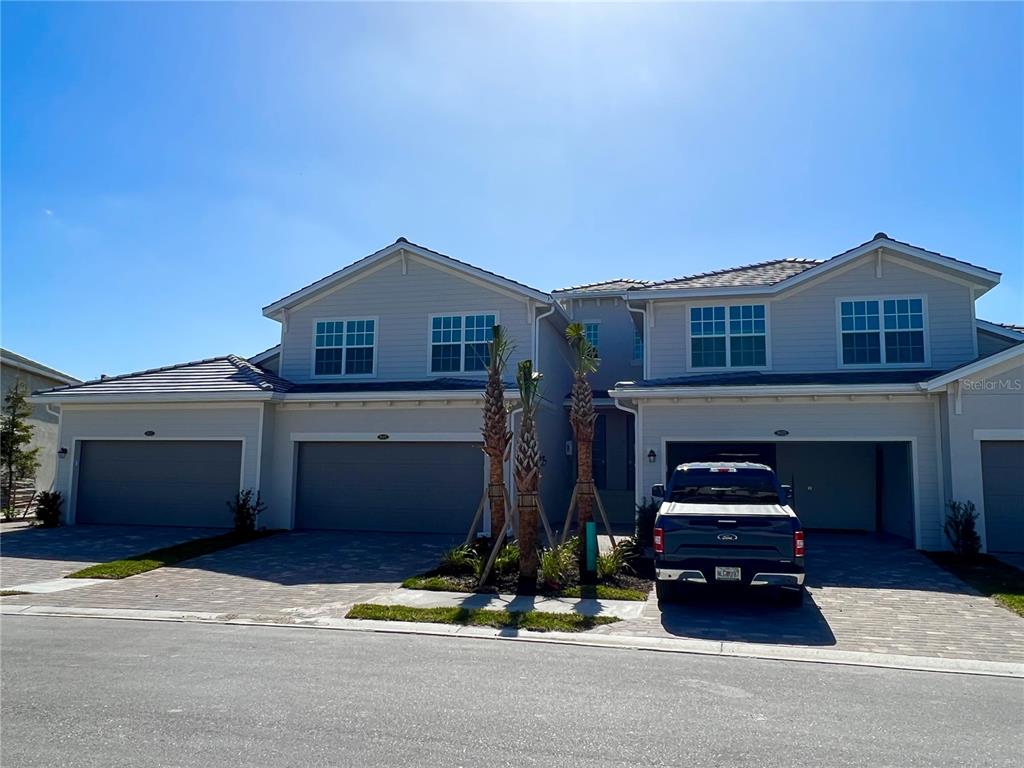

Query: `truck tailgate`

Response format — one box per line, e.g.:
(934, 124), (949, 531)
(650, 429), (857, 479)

(657, 514), (797, 560)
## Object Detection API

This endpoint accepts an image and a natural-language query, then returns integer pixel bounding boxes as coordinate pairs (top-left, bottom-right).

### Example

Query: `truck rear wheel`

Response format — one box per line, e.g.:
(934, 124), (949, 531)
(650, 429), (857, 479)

(655, 580), (678, 604)
(779, 587), (804, 607)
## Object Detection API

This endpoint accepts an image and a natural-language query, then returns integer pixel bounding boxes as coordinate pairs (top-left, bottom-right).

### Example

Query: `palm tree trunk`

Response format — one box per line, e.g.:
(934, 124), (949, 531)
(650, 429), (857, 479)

(576, 435), (594, 528)
(517, 491), (539, 593)
(487, 456), (505, 539)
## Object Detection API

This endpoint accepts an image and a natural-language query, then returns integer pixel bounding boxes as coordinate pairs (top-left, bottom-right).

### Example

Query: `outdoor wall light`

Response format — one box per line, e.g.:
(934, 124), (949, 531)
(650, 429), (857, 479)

(647, 449), (657, 463)
(57, 447), (68, 458)
(539, 454), (547, 467)
(144, 430), (156, 437)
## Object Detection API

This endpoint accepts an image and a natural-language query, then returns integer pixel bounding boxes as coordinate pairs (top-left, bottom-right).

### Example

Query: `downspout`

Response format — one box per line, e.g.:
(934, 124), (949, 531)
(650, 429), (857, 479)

(613, 396), (642, 508)
(624, 298), (649, 381)
(533, 303), (557, 375)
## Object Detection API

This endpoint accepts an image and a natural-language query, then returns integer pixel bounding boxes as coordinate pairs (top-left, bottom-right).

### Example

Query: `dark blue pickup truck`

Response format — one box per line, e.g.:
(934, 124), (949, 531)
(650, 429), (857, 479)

(652, 462), (805, 606)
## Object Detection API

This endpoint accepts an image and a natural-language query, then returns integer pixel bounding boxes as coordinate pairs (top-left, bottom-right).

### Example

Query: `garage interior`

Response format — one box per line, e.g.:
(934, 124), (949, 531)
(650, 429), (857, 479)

(664, 440), (915, 540)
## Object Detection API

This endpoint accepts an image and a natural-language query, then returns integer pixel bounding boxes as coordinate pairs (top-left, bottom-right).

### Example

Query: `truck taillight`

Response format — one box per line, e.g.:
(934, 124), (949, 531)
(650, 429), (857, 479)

(653, 528), (664, 554)
(794, 530), (805, 558)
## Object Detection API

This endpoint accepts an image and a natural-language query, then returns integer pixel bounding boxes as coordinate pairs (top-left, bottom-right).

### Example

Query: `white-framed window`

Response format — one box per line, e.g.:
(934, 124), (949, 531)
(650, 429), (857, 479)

(430, 313), (497, 373)
(632, 326), (644, 362)
(839, 297), (926, 366)
(584, 322), (600, 355)
(689, 304), (767, 369)
(313, 318), (376, 376)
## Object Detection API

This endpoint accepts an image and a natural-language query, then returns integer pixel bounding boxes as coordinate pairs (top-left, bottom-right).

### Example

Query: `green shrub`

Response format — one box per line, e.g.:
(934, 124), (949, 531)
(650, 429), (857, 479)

(539, 542), (575, 588)
(494, 541), (520, 576)
(944, 500), (981, 557)
(2, 506), (19, 521)
(596, 541), (635, 580)
(634, 498), (660, 547)
(228, 489), (265, 532)
(437, 545), (480, 577)
(35, 491), (62, 528)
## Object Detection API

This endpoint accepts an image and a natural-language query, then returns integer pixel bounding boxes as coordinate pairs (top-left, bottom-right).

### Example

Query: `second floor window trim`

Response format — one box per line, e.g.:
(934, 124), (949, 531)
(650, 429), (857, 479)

(429, 312), (498, 374)
(632, 326), (644, 363)
(583, 322), (601, 358)
(838, 296), (928, 367)
(312, 317), (377, 378)
(688, 303), (769, 370)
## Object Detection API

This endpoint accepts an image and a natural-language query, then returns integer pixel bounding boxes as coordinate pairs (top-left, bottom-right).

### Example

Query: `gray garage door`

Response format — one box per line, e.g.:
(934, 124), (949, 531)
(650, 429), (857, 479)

(664, 440), (914, 534)
(295, 441), (483, 533)
(982, 441), (1024, 553)
(76, 440), (241, 527)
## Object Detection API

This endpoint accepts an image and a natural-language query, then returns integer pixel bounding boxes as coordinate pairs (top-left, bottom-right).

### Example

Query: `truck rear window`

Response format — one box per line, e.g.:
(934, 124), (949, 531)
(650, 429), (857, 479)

(667, 470), (780, 504)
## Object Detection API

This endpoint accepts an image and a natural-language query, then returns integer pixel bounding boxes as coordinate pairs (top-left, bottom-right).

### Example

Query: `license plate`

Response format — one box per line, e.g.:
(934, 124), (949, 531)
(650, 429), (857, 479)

(715, 566), (741, 582)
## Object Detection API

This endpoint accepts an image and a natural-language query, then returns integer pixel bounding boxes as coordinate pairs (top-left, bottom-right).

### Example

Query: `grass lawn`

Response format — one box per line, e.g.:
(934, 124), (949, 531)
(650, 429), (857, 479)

(66, 530), (274, 580)
(346, 603), (620, 632)
(926, 553), (1024, 617)
(401, 574), (649, 602)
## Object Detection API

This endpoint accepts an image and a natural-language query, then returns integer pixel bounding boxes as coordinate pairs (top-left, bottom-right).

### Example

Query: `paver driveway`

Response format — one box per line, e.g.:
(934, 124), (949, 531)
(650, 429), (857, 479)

(0, 523), (219, 588)
(597, 534), (1024, 663)
(10, 531), (455, 618)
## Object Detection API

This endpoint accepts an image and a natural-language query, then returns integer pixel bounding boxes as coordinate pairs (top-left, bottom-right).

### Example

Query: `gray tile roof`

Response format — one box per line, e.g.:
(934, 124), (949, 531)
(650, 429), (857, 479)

(552, 278), (655, 294)
(615, 370), (945, 389)
(288, 378), (503, 394)
(34, 355), (292, 398)
(645, 259), (822, 290)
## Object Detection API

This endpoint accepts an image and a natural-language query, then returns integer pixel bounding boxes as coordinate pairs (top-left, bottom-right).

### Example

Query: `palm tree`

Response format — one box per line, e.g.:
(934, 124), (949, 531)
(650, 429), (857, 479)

(481, 325), (513, 538)
(514, 359), (543, 593)
(565, 322), (600, 540)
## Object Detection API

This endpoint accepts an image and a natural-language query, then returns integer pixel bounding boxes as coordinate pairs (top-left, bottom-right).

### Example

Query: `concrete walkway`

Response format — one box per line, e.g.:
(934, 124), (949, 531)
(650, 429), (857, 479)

(367, 587), (647, 619)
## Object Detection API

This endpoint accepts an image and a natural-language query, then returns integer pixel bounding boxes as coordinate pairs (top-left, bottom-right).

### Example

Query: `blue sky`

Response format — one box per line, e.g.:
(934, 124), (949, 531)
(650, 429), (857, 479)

(3, 2), (1021, 380)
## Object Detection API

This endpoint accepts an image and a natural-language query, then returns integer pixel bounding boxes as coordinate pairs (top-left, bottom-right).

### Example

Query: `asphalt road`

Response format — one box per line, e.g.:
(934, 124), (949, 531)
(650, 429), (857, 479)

(1, 617), (1021, 768)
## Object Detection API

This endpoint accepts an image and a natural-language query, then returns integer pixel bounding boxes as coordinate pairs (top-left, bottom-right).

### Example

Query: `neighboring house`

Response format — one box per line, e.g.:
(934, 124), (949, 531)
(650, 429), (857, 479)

(0, 349), (80, 504)
(554, 233), (1023, 553)
(31, 239), (573, 535)
(30, 233), (1023, 553)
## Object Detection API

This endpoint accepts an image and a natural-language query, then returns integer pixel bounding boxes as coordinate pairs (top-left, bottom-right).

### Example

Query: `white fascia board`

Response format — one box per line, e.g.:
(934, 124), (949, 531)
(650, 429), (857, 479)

(922, 344), (1024, 390)
(248, 345), (281, 364)
(976, 319), (1024, 341)
(0, 356), (80, 385)
(263, 241), (553, 318)
(28, 391), (275, 405)
(623, 238), (999, 302)
(610, 383), (925, 399)
(281, 390), (511, 404)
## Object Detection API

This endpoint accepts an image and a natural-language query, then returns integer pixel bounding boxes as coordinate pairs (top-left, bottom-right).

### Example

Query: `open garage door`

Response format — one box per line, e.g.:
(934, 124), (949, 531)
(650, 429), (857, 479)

(982, 441), (1024, 553)
(665, 440), (914, 537)
(75, 440), (241, 527)
(294, 441), (484, 533)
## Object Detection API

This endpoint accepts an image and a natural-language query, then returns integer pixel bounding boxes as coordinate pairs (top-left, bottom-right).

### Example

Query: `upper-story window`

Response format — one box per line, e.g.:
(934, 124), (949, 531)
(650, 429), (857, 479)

(690, 304), (767, 368)
(584, 323), (600, 356)
(313, 318), (376, 376)
(839, 297), (926, 366)
(430, 313), (496, 373)
(632, 326), (644, 362)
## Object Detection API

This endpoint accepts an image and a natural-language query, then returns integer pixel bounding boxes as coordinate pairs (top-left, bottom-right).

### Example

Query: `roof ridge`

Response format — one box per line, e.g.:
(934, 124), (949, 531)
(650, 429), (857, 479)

(648, 258), (824, 288)
(226, 354), (293, 391)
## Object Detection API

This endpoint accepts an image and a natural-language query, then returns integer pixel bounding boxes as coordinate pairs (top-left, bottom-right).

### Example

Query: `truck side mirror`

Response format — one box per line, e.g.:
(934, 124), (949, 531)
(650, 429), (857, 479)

(651, 483), (665, 499)
(781, 485), (794, 503)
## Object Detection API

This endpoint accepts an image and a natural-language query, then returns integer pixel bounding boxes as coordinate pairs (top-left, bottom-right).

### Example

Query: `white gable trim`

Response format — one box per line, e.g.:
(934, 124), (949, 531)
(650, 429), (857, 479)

(621, 237), (1000, 302)
(249, 345), (281, 365)
(922, 344), (1024, 390)
(263, 241), (552, 318)
(976, 319), (1024, 341)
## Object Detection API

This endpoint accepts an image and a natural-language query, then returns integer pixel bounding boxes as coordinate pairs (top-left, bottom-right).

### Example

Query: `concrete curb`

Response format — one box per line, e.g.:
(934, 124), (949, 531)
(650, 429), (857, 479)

(2, 602), (1021, 679)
